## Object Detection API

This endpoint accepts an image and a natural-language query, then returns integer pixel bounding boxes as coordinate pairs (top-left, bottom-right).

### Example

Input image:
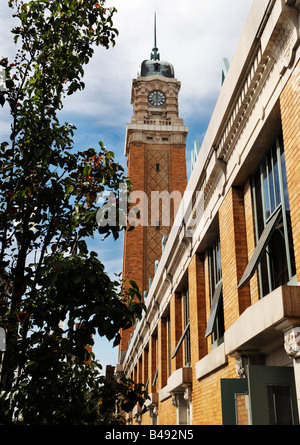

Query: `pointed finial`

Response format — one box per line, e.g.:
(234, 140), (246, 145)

(151, 12), (160, 61)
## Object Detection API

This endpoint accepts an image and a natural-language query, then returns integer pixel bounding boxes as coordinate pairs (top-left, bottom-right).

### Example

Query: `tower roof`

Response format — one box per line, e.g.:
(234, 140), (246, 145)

(138, 13), (175, 79)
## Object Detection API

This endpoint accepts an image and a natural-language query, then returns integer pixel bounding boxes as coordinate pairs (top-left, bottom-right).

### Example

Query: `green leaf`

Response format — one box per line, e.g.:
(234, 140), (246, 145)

(83, 165), (91, 177)
(64, 184), (74, 198)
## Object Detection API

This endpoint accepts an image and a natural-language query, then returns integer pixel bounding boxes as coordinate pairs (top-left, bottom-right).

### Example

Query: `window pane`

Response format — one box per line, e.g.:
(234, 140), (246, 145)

(238, 207), (282, 289)
(273, 148), (281, 208)
(253, 171), (264, 237)
(213, 292), (224, 343)
(268, 216), (289, 287)
(207, 236), (224, 343)
(263, 167), (271, 220)
(280, 148), (290, 211)
(267, 151), (275, 213)
(205, 282), (222, 337)
(216, 238), (222, 283)
(183, 289), (191, 366)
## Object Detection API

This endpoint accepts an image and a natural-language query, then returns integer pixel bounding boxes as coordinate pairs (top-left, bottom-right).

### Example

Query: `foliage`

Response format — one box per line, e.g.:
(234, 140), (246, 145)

(0, 0), (147, 424)
(2, 358), (148, 425)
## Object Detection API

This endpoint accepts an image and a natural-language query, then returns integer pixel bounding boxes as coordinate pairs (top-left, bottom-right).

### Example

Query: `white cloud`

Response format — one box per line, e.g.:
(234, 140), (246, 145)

(1, 0), (253, 146)
(61, 0), (253, 124)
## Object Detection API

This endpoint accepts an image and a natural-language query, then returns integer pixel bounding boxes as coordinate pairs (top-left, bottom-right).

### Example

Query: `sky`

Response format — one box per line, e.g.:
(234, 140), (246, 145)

(0, 0), (253, 371)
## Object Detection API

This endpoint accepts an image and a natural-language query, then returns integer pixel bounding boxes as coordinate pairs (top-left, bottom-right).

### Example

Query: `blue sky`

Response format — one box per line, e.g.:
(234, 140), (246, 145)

(0, 0), (253, 371)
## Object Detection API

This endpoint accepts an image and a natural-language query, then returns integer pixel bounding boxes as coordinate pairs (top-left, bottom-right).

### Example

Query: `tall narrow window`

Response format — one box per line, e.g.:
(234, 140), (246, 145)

(183, 288), (191, 367)
(167, 314), (171, 377)
(238, 134), (296, 297)
(171, 287), (191, 367)
(205, 235), (224, 347)
(151, 334), (158, 391)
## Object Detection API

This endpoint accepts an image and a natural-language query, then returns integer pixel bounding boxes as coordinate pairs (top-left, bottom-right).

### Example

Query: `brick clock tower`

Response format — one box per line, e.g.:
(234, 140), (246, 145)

(119, 18), (188, 361)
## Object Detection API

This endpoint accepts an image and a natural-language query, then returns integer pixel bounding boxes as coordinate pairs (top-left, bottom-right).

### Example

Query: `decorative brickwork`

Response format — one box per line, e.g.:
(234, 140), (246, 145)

(145, 147), (170, 290)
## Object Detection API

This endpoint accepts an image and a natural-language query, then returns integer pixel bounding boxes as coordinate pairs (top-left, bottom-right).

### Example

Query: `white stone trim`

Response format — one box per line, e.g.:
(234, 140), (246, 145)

(195, 343), (227, 380)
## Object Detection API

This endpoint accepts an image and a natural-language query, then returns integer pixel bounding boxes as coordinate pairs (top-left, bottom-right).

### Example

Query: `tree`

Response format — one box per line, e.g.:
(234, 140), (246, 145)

(0, 0), (147, 424)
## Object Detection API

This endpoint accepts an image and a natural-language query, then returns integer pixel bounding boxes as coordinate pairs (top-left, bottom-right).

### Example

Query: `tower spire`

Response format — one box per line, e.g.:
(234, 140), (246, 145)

(151, 12), (160, 61)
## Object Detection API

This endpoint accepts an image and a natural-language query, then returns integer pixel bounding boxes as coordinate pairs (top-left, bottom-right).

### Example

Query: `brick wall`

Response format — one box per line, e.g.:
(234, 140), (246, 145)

(170, 145), (187, 212)
(280, 59), (300, 282)
(159, 397), (177, 425)
(142, 347), (148, 389)
(219, 186), (251, 330)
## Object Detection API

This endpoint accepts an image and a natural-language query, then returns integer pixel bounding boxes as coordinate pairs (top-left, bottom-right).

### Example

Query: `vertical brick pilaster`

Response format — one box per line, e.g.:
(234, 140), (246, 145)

(188, 253), (207, 364)
(219, 186), (251, 331)
(142, 347), (149, 388)
(158, 317), (168, 390)
(280, 60), (300, 282)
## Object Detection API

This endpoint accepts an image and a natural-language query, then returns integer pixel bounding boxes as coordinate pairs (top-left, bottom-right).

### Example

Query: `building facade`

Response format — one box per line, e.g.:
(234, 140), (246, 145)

(117, 0), (300, 425)
(119, 23), (188, 359)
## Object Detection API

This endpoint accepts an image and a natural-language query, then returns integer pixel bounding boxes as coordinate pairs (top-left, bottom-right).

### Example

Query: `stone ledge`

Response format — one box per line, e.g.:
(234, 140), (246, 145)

(159, 385), (171, 402)
(195, 343), (227, 380)
(167, 367), (192, 393)
(224, 285), (300, 357)
(144, 392), (158, 408)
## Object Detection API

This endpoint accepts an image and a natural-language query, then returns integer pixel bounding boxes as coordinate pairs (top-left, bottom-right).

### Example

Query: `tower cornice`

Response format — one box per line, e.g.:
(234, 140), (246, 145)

(124, 123), (189, 156)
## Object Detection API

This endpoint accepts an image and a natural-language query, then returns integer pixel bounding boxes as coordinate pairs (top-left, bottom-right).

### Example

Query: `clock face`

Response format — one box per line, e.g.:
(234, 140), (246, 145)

(148, 90), (166, 107)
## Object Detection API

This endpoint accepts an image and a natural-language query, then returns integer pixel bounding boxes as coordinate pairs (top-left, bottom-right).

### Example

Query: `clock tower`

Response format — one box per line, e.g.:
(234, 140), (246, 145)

(119, 16), (188, 360)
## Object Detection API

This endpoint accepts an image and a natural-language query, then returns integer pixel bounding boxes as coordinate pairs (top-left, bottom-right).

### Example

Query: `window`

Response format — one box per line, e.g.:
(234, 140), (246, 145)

(167, 314), (171, 377)
(238, 134), (296, 297)
(152, 368), (158, 387)
(205, 236), (224, 346)
(171, 288), (191, 366)
(183, 288), (191, 366)
(150, 334), (158, 390)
